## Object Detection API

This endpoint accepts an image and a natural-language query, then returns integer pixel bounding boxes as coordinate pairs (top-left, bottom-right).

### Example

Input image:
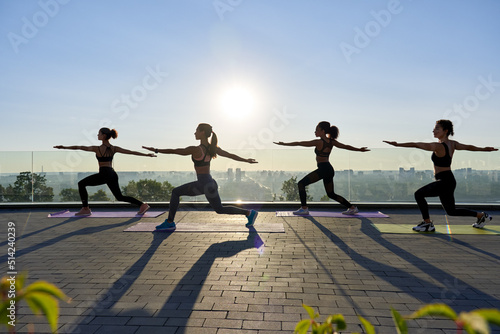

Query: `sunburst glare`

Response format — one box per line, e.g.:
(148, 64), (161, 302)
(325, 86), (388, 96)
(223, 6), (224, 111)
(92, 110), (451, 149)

(219, 86), (256, 120)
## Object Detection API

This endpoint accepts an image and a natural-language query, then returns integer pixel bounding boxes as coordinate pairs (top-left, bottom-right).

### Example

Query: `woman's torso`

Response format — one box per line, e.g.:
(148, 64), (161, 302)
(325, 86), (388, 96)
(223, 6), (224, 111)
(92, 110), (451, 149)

(315, 138), (333, 163)
(96, 144), (114, 168)
(192, 144), (211, 174)
(432, 141), (453, 174)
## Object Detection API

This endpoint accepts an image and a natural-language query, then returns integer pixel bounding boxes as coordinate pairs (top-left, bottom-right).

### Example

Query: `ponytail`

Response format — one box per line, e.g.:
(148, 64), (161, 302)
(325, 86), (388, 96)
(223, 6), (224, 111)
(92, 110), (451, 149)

(317, 121), (339, 140)
(100, 127), (118, 140)
(198, 123), (218, 158)
(328, 126), (339, 140)
(209, 132), (218, 158)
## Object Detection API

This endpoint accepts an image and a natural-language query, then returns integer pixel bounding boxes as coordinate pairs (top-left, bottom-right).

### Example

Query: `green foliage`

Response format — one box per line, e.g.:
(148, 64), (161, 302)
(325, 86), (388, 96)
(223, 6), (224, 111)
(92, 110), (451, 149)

(121, 179), (174, 202)
(320, 195), (330, 202)
(295, 304), (346, 334)
(89, 189), (110, 201)
(3, 171), (54, 202)
(59, 188), (80, 202)
(281, 176), (312, 202)
(295, 303), (500, 334)
(391, 308), (407, 334)
(0, 273), (70, 333)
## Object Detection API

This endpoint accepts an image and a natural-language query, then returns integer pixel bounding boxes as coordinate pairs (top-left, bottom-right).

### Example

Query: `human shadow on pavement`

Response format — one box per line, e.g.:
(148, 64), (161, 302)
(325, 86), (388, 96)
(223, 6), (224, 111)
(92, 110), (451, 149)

(66, 228), (264, 334)
(154, 228), (264, 333)
(304, 216), (499, 316)
(358, 218), (500, 310)
(0, 217), (141, 264)
(0, 212), (85, 248)
(64, 231), (173, 333)
(432, 232), (500, 263)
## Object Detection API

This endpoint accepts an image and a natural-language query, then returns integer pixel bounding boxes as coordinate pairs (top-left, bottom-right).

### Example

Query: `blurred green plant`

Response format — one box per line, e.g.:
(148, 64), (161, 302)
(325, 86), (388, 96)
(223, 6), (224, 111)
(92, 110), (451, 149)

(295, 303), (500, 334)
(0, 273), (70, 334)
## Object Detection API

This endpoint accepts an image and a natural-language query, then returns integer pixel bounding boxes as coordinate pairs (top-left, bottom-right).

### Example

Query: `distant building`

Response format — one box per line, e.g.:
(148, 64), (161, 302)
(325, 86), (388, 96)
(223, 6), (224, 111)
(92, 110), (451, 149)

(227, 168), (234, 181)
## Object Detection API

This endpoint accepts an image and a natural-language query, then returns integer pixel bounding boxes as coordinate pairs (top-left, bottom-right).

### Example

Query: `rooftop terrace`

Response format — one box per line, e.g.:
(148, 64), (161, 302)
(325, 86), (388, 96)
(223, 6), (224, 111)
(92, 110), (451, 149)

(1, 205), (500, 333)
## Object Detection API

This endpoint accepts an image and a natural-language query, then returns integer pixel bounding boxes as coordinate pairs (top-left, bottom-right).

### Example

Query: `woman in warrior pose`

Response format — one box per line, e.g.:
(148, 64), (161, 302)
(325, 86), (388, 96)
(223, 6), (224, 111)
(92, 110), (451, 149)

(143, 123), (258, 231)
(384, 119), (497, 232)
(54, 128), (155, 216)
(274, 121), (369, 215)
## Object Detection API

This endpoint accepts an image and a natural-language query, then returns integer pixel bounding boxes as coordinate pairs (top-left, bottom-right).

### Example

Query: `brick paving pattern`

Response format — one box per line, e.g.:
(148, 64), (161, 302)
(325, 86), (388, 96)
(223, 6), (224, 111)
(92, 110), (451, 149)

(1, 207), (499, 333)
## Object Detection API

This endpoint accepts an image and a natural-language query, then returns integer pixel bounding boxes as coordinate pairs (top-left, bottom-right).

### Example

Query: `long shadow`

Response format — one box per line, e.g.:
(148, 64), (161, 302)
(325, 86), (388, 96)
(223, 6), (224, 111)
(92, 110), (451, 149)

(67, 228), (263, 333)
(0, 211), (83, 248)
(0, 218), (74, 248)
(66, 231), (172, 333)
(307, 216), (500, 314)
(358, 218), (500, 310)
(283, 219), (365, 313)
(0, 217), (141, 264)
(154, 228), (263, 333)
(433, 233), (500, 264)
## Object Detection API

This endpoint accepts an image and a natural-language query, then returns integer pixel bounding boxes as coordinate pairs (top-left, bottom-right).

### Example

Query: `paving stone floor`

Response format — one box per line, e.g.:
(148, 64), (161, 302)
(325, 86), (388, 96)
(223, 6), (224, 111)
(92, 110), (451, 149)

(1, 206), (499, 333)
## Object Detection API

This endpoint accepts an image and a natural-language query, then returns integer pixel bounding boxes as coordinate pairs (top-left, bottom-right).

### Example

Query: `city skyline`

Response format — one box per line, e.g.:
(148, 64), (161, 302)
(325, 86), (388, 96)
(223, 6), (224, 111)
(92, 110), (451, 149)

(1, 167), (499, 204)
(0, 148), (499, 174)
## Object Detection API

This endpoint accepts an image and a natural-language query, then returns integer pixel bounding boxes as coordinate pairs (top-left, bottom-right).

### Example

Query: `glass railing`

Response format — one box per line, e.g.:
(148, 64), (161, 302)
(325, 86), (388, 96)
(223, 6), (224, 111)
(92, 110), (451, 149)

(1, 149), (499, 204)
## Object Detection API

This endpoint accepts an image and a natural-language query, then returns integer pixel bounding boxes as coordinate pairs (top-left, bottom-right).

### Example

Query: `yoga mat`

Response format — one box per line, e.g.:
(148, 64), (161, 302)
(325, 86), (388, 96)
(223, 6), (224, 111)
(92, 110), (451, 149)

(276, 211), (389, 218)
(124, 222), (285, 233)
(372, 223), (500, 235)
(48, 210), (166, 218)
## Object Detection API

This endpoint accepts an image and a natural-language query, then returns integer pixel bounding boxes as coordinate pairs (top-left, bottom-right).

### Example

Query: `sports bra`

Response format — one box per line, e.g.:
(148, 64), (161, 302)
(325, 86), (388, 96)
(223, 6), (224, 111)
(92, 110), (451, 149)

(192, 145), (211, 167)
(315, 138), (333, 157)
(431, 142), (452, 167)
(96, 145), (114, 162)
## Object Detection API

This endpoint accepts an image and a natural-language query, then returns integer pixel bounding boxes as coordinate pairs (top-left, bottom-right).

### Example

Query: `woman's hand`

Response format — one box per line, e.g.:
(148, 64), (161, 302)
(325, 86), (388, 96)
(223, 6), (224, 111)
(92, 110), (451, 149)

(383, 140), (398, 147)
(142, 146), (155, 152)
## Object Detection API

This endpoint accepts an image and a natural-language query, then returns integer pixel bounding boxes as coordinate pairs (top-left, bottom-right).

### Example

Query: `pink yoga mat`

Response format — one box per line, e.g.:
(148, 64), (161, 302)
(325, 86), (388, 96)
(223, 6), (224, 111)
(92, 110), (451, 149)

(48, 210), (166, 218)
(124, 222), (285, 233)
(276, 211), (388, 218)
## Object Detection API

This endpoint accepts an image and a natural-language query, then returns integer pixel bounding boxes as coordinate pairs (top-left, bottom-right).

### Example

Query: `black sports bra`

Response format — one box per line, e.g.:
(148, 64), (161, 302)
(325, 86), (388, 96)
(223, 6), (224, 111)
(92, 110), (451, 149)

(315, 138), (333, 157)
(192, 145), (211, 167)
(431, 142), (452, 167)
(96, 145), (114, 162)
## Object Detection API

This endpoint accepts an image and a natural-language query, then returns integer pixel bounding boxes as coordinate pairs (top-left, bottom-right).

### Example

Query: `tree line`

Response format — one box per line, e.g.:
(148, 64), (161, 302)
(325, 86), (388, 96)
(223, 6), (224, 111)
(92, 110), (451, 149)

(0, 171), (306, 203)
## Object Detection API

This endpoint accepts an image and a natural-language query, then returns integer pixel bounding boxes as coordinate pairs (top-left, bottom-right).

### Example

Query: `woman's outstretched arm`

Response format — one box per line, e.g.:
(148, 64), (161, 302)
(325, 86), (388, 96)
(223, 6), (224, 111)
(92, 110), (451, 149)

(454, 141), (498, 152)
(333, 140), (370, 152)
(114, 146), (156, 157)
(53, 145), (96, 152)
(383, 141), (437, 151)
(273, 139), (318, 147)
(142, 145), (197, 156)
(216, 147), (257, 164)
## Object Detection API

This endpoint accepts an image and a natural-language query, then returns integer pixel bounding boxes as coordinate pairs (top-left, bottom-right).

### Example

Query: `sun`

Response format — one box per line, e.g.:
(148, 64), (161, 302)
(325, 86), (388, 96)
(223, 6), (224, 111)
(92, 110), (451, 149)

(219, 86), (256, 120)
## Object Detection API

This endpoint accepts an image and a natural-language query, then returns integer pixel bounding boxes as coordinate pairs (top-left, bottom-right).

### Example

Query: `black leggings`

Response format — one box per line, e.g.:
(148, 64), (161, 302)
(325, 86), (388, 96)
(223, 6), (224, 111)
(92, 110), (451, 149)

(415, 170), (477, 220)
(78, 167), (143, 207)
(168, 174), (248, 222)
(298, 162), (352, 208)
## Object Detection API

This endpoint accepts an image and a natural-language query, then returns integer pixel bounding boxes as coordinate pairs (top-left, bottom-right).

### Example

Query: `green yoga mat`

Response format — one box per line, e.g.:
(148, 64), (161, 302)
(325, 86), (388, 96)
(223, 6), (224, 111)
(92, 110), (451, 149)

(371, 223), (500, 235)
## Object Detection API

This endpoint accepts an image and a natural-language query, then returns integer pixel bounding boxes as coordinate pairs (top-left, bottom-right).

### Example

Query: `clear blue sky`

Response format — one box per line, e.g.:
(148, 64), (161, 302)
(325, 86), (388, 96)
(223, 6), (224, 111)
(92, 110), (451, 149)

(1, 0), (499, 156)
